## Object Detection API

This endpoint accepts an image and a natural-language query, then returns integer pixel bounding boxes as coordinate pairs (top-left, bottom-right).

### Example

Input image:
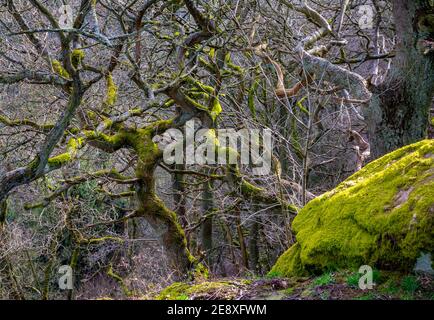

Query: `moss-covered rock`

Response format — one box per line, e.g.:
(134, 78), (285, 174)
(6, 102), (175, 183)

(157, 280), (249, 300)
(271, 140), (434, 277)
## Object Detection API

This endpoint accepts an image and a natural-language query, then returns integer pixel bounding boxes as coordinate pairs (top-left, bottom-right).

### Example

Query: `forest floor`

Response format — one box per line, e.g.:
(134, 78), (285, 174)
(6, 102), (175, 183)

(153, 270), (434, 300)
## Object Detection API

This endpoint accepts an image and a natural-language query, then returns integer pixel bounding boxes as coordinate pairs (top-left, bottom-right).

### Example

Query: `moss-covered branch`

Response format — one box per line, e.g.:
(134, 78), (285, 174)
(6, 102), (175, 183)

(47, 137), (85, 167)
(0, 70), (70, 86)
(0, 115), (54, 132)
(226, 165), (298, 214)
(107, 265), (133, 297)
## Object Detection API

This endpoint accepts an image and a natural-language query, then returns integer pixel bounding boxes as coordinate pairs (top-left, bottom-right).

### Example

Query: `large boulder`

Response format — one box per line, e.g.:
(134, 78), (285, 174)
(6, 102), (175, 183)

(271, 140), (434, 277)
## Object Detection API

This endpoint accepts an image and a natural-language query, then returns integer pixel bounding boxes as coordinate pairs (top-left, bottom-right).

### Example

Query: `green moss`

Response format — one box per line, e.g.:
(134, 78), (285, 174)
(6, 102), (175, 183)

(185, 77), (215, 94)
(227, 61), (244, 74)
(210, 97), (222, 121)
(47, 137), (84, 166)
(107, 265), (133, 297)
(105, 73), (118, 106)
(208, 48), (215, 59)
(157, 283), (192, 300)
(224, 52), (244, 74)
(67, 136), (84, 150)
(157, 33), (173, 41)
(184, 95), (208, 111)
(71, 49), (85, 69)
(83, 129), (126, 147)
(48, 153), (72, 166)
(189, 282), (231, 295)
(296, 97), (309, 115)
(270, 243), (304, 277)
(163, 99), (175, 108)
(157, 281), (242, 300)
(248, 78), (259, 118)
(240, 179), (265, 195)
(191, 263), (209, 280)
(127, 128), (161, 164)
(188, 91), (209, 100)
(52, 60), (70, 79)
(271, 140), (434, 277)
(198, 57), (216, 72)
(86, 110), (98, 121)
(102, 118), (113, 128)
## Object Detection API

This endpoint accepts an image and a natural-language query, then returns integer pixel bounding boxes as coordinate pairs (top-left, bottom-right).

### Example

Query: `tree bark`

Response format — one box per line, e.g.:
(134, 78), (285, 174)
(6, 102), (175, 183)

(136, 179), (196, 279)
(173, 164), (187, 228)
(201, 179), (214, 266)
(130, 132), (199, 280)
(365, 0), (434, 158)
(235, 205), (249, 270)
(249, 220), (260, 273)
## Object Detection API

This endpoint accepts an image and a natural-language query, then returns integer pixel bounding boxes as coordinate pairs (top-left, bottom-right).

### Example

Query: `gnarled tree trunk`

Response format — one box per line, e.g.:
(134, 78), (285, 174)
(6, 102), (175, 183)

(365, 0), (434, 158)
(130, 131), (199, 280)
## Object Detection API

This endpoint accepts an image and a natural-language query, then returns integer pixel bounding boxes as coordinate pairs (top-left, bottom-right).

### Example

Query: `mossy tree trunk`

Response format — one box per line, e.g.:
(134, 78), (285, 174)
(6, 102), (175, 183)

(136, 185), (197, 278)
(136, 176), (197, 279)
(365, 0), (434, 158)
(130, 131), (199, 279)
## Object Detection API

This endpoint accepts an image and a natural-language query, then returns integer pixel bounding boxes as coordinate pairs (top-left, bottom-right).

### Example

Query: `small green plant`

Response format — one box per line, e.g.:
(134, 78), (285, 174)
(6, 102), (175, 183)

(313, 272), (334, 286)
(176, 294), (189, 300)
(401, 275), (419, 294)
(346, 273), (360, 288)
(266, 271), (282, 279)
(372, 269), (381, 284)
(381, 280), (399, 295)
